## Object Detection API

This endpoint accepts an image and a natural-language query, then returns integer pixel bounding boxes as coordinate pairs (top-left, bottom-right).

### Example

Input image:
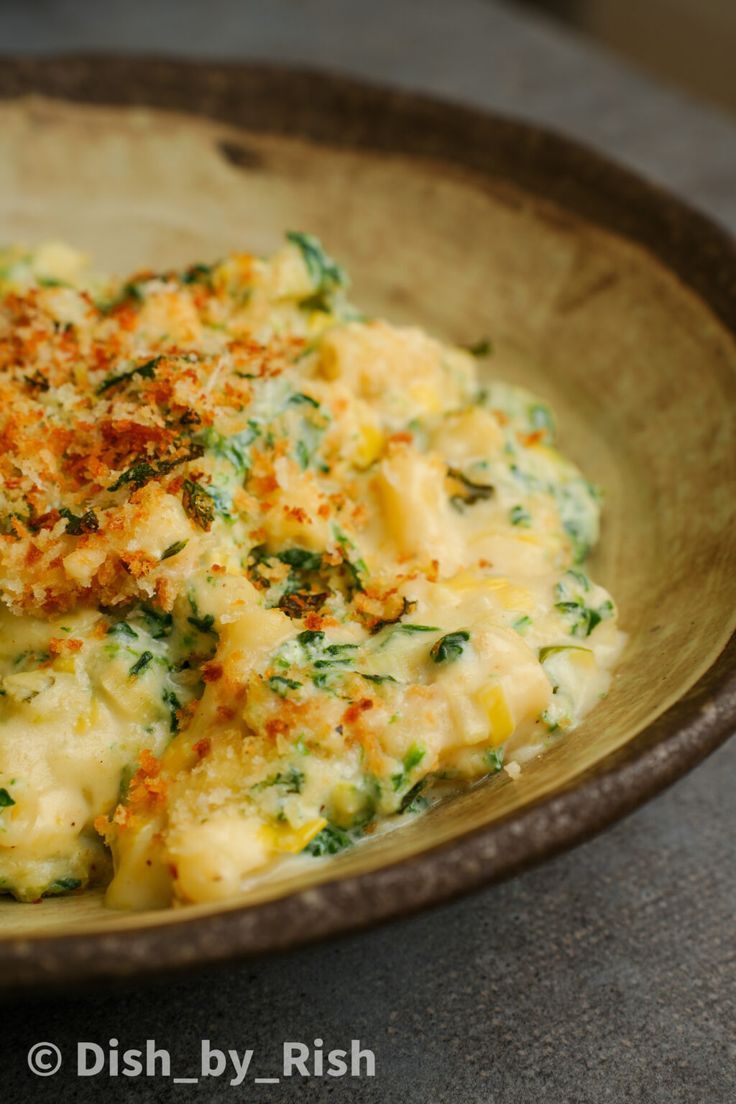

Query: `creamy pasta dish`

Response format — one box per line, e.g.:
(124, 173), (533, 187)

(0, 235), (624, 908)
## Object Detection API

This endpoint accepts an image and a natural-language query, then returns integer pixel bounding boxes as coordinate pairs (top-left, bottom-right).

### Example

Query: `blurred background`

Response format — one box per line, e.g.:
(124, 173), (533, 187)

(1, 0), (734, 119)
(517, 0), (735, 115)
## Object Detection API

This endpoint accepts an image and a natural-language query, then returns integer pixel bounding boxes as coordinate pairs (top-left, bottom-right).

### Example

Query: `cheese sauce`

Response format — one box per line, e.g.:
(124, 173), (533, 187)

(0, 236), (624, 907)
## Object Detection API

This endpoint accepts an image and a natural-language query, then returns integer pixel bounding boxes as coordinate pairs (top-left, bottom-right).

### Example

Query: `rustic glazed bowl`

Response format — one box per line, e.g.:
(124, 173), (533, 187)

(0, 58), (733, 991)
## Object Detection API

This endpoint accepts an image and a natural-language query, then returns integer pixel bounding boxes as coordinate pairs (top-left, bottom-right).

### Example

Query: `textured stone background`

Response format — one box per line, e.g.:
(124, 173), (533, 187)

(1, 2), (734, 1101)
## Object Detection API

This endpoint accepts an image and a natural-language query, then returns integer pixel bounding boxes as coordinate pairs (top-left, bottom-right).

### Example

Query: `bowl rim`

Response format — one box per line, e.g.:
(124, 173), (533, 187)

(0, 55), (733, 991)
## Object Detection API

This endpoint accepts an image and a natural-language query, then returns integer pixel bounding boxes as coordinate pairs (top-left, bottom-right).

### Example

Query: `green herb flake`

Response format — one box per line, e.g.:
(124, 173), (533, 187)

(108, 620), (138, 639)
(554, 572), (614, 638)
(288, 392), (320, 408)
(161, 539), (188, 561)
(181, 262), (215, 286)
(404, 744), (425, 772)
(485, 747), (505, 773)
(392, 744), (426, 791)
(117, 763), (135, 802)
(107, 446), (202, 494)
(295, 439), (310, 470)
(399, 780), (428, 814)
(555, 599), (613, 638)
(141, 606), (173, 639)
(509, 504), (532, 528)
(278, 547), (323, 572)
(129, 650), (154, 677)
(187, 612), (216, 635)
(448, 467), (495, 511)
(286, 231), (348, 312)
(193, 424), (258, 476)
(275, 767), (304, 793)
(0, 788), (16, 808)
(163, 687), (182, 734)
(182, 479), (216, 532)
(59, 506), (100, 535)
(304, 823), (353, 856)
(312, 643), (358, 669)
(392, 624), (439, 635)
(97, 355), (162, 395)
(430, 630), (470, 664)
(269, 675), (303, 697)
(297, 629), (325, 650)
(512, 615), (532, 635)
(49, 877), (82, 893)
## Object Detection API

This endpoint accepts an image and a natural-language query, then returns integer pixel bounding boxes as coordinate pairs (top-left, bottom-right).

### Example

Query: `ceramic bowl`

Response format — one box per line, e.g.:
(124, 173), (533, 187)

(0, 57), (733, 990)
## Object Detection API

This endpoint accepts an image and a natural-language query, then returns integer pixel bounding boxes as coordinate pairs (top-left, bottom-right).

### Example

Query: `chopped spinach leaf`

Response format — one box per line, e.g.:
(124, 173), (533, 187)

(286, 231), (348, 311)
(485, 747), (505, 772)
(97, 355), (162, 395)
(187, 612), (216, 635)
(295, 439), (310, 470)
(278, 547), (323, 572)
(181, 262), (215, 286)
(108, 621), (138, 639)
(509, 504), (532, 528)
(448, 466), (495, 510)
(312, 643), (358, 669)
(59, 506), (100, 535)
(140, 606), (173, 639)
(399, 779), (428, 814)
(287, 392), (320, 408)
(162, 687), (182, 733)
(392, 744), (426, 791)
(182, 479), (216, 531)
(304, 823), (353, 856)
(269, 675), (303, 697)
(512, 615), (532, 635)
(49, 876), (82, 893)
(108, 445), (202, 493)
(297, 629), (325, 650)
(259, 767), (304, 794)
(194, 423), (259, 475)
(129, 650), (154, 677)
(554, 572), (614, 638)
(430, 630), (470, 664)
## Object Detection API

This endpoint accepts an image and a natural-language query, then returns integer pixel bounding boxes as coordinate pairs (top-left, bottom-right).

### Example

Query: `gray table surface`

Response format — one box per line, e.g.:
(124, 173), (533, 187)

(1, 2), (735, 1102)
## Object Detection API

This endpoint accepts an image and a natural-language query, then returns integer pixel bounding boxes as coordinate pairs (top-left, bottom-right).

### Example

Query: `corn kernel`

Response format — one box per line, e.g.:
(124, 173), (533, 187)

(353, 424), (384, 469)
(262, 817), (327, 855)
(476, 683), (515, 747)
(53, 655), (76, 674)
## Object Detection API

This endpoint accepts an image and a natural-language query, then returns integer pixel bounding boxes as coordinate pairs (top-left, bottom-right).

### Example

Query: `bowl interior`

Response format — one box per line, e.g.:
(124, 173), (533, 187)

(0, 93), (734, 939)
